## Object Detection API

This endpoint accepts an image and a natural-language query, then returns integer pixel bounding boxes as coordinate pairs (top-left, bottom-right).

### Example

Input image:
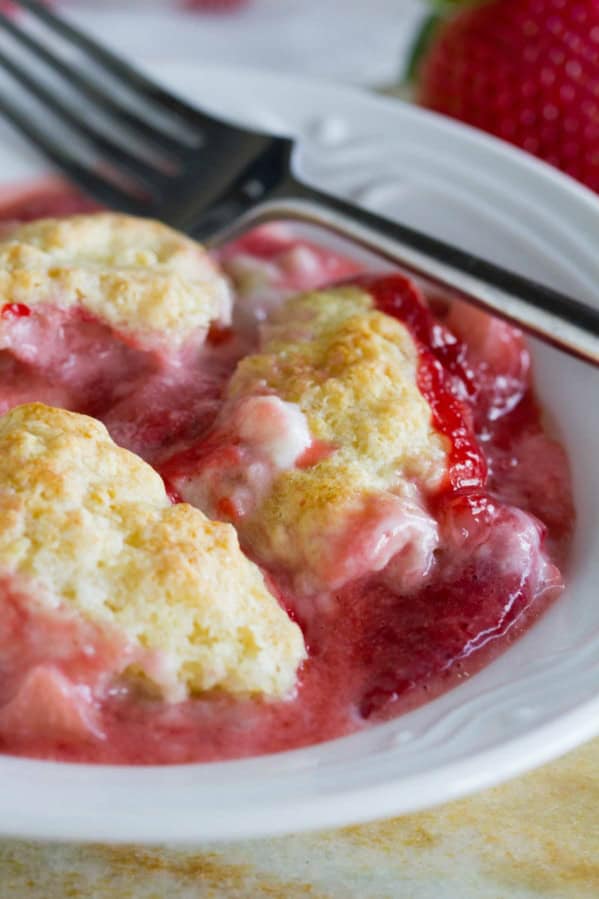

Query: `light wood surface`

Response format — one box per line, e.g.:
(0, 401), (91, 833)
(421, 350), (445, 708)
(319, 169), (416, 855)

(0, 737), (597, 898)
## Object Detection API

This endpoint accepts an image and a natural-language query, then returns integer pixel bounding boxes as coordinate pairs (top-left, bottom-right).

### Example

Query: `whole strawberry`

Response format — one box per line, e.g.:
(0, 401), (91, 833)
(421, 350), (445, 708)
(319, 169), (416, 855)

(413, 0), (599, 192)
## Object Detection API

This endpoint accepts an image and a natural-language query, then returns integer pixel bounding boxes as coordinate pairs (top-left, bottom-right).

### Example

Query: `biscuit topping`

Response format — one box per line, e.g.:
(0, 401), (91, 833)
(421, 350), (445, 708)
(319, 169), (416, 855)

(0, 404), (305, 701)
(0, 214), (232, 347)
(166, 286), (448, 591)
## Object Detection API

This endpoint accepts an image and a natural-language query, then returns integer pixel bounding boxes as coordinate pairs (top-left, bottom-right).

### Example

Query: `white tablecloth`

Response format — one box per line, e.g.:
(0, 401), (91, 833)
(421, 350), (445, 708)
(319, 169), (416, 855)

(61, 0), (425, 87)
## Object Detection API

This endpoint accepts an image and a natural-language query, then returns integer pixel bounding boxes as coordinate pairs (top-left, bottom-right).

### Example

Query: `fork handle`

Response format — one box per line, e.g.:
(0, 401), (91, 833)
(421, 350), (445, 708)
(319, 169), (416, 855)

(210, 179), (599, 366)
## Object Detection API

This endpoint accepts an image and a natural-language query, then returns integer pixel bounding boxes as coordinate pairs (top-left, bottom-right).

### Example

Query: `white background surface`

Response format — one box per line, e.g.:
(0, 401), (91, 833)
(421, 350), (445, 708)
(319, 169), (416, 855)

(61, 0), (425, 87)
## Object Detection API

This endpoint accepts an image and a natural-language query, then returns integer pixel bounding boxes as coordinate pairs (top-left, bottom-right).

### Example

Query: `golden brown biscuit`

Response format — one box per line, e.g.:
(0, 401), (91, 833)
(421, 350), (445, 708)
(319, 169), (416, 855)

(230, 286), (447, 486)
(0, 214), (231, 347)
(172, 286), (448, 592)
(0, 404), (305, 700)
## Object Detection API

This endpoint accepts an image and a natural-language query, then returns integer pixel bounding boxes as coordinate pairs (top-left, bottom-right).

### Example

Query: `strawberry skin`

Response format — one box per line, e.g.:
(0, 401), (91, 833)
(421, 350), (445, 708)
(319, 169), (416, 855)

(417, 0), (599, 192)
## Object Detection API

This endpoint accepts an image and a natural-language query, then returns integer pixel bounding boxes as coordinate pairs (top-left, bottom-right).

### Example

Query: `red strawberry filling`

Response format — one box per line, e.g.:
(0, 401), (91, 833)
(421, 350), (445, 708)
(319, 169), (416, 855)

(0, 182), (574, 764)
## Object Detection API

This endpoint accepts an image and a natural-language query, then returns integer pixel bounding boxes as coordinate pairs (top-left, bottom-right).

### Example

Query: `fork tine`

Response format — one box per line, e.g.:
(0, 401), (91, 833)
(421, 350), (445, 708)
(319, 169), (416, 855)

(0, 47), (169, 194)
(0, 91), (151, 216)
(12, 0), (222, 131)
(0, 10), (191, 158)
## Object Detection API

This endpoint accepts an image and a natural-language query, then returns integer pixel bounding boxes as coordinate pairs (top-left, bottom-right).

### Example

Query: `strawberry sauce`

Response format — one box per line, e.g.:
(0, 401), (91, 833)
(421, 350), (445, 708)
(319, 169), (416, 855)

(361, 273), (487, 493)
(0, 183), (574, 764)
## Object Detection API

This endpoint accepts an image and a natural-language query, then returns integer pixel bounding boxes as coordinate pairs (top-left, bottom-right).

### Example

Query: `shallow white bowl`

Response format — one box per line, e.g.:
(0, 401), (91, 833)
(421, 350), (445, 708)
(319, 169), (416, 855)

(0, 62), (598, 844)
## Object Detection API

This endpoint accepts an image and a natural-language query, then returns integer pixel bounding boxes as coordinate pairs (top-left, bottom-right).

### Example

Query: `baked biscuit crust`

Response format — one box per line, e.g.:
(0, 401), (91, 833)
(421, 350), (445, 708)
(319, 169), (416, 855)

(233, 288), (447, 585)
(230, 286), (448, 488)
(0, 214), (232, 347)
(168, 286), (448, 591)
(0, 404), (305, 700)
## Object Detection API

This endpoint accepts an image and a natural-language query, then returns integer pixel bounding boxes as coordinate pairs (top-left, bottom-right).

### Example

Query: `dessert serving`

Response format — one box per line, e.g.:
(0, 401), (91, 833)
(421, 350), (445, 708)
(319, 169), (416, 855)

(0, 186), (574, 764)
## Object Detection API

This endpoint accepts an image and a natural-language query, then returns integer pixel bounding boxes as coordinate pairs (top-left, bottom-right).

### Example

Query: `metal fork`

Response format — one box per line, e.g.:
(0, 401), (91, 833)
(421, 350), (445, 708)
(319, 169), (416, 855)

(0, 1), (598, 365)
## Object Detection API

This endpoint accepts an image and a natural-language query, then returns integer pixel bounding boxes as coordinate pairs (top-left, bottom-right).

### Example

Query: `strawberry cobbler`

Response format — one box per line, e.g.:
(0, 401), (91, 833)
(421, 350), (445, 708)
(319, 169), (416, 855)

(0, 183), (573, 763)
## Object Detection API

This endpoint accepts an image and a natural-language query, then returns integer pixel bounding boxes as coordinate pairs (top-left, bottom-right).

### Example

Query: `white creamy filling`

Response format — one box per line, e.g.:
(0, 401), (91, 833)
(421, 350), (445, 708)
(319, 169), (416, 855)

(378, 500), (440, 593)
(236, 395), (312, 470)
(179, 395), (312, 521)
(293, 493), (439, 595)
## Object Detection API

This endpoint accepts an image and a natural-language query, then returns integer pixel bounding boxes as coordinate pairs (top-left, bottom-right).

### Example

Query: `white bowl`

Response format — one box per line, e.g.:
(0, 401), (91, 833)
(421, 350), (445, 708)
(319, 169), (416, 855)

(0, 62), (597, 844)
